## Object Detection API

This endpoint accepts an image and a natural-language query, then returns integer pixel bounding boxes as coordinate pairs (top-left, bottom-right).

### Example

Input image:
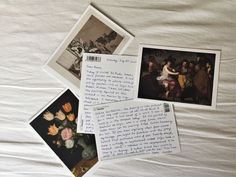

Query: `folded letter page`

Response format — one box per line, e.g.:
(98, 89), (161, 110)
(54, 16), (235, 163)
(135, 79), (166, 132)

(93, 100), (180, 161)
(77, 53), (137, 133)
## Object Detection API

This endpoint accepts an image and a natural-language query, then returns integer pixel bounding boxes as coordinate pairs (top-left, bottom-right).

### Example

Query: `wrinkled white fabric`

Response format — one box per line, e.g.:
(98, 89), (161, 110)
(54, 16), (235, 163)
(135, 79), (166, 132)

(0, 1), (236, 177)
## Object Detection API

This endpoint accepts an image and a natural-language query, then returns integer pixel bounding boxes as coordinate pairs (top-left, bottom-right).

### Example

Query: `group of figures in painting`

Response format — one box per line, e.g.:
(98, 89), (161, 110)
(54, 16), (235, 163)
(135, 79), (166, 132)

(139, 48), (216, 106)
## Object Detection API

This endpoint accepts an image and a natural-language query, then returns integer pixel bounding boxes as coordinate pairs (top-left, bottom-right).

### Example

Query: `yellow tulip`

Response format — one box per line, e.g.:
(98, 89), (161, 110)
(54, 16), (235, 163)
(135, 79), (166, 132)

(67, 113), (75, 121)
(48, 124), (58, 136)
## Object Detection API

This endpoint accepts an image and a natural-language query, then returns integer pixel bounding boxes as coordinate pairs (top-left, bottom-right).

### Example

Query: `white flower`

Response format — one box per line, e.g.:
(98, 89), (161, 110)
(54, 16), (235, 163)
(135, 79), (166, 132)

(65, 139), (74, 149)
(43, 111), (54, 121)
(55, 110), (65, 121)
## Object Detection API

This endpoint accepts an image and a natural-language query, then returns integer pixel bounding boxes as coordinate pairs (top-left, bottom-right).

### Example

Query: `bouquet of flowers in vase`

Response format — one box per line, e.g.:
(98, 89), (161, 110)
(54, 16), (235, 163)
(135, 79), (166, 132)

(43, 102), (97, 160)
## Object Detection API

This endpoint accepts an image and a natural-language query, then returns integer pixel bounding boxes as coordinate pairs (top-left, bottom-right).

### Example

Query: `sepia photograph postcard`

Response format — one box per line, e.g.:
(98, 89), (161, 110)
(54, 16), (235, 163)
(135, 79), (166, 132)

(44, 5), (134, 95)
(135, 44), (221, 109)
(29, 89), (99, 177)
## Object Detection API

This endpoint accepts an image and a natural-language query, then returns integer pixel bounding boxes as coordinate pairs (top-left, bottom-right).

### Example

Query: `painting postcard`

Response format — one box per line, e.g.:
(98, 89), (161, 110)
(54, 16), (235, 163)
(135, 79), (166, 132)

(29, 89), (99, 177)
(135, 44), (220, 109)
(44, 5), (134, 95)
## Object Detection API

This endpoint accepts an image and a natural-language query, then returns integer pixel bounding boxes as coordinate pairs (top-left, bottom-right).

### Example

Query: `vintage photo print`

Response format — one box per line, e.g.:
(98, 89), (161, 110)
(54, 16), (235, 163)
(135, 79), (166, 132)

(136, 44), (220, 109)
(29, 89), (99, 177)
(44, 5), (134, 95)
(57, 15), (123, 80)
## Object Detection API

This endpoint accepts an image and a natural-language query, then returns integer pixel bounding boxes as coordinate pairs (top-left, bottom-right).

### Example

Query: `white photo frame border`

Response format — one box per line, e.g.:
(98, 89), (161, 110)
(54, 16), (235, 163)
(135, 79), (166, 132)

(135, 44), (221, 109)
(28, 88), (101, 177)
(44, 5), (134, 96)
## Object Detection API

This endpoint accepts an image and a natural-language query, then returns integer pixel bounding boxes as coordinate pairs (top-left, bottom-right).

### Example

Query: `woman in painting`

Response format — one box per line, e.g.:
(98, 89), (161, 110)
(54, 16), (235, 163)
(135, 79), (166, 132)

(157, 60), (180, 99)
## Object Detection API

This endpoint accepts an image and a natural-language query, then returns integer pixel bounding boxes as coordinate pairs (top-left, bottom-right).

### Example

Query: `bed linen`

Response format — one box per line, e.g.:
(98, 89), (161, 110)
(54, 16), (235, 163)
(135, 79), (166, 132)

(0, 0), (235, 177)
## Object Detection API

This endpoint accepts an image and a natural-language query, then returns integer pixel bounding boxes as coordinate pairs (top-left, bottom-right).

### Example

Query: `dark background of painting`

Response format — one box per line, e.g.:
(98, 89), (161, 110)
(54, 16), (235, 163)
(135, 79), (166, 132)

(30, 90), (96, 170)
(141, 47), (216, 67)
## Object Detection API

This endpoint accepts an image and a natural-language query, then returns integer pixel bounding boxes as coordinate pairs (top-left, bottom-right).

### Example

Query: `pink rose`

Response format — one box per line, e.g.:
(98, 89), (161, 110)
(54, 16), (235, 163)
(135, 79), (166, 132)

(61, 128), (73, 140)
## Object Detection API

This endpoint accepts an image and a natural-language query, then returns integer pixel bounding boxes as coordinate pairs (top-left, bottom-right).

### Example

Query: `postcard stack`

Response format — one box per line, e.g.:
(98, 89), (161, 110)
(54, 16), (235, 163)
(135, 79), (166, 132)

(29, 5), (220, 177)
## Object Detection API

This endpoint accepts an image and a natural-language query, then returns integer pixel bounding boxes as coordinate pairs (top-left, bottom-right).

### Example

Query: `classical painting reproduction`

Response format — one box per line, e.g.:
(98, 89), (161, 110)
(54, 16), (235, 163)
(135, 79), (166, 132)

(56, 15), (123, 80)
(137, 45), (220, 108)
(29, 90), (98, 177)
(45, 5), (133, 95)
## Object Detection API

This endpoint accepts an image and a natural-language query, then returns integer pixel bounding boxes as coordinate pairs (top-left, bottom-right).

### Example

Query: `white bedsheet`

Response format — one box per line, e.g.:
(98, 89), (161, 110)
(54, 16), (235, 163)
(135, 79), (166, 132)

(0, 1), (236, 177)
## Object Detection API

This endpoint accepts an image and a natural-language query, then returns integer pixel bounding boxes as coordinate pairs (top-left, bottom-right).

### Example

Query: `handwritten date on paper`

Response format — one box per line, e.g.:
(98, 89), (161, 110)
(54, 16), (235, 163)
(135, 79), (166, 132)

(93, 102), (180, 160)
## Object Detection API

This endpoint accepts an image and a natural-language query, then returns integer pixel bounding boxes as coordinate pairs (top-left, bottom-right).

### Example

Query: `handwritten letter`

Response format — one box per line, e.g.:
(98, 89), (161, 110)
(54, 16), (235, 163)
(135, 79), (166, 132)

(93, 101), (180, 160)
(77, 53), (137, 133)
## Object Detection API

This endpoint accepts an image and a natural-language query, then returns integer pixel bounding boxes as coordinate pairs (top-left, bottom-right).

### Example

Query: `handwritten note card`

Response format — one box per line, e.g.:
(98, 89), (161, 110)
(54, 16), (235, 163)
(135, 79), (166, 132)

(92, 100), (180, 160)
(77, 53), (137, 133)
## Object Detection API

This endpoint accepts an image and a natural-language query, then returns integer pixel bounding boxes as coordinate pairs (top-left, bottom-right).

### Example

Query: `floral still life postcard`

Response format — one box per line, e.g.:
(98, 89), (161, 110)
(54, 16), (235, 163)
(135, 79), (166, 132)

(29, 89), (98, 177)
